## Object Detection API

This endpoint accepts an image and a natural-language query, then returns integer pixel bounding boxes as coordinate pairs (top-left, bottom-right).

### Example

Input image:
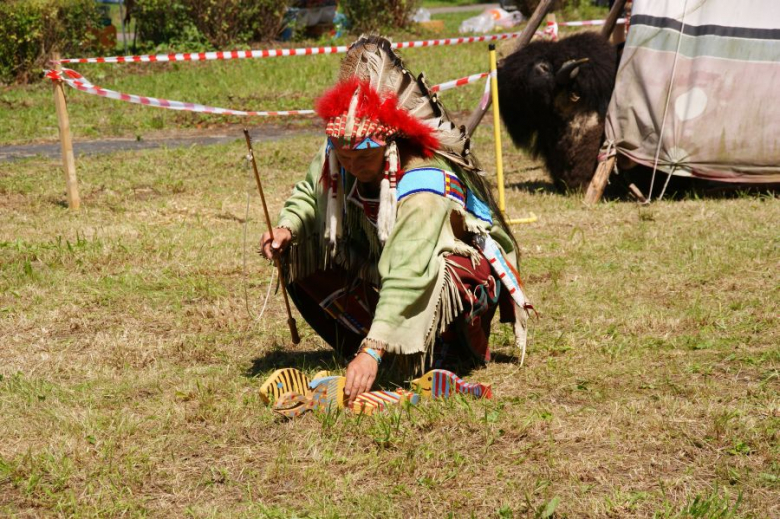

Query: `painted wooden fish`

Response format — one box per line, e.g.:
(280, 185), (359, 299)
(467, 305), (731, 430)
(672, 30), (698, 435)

(274, 378), (419, 418)
(308, 374), (340, 391)
(308, 375), (346, 409)
(271, 391), (311, 419)
(259, 368), (312, 404)
(267, 368), (493, 419)
(272, 376), (346, 419)
(411, 369), (493, 400)
(311, 370), (331, 383)
(259, 368), (332, 404)
(350, 389), (420, 416)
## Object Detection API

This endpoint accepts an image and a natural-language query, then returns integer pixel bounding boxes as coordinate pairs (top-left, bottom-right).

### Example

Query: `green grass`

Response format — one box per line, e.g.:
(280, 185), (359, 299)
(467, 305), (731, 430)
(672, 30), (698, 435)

(0, 5), (775, 515)
(1, 124), (778, 516)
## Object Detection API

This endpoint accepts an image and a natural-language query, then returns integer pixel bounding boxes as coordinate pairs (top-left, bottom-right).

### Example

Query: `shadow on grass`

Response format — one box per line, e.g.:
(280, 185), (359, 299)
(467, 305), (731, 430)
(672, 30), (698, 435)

(607, 171), (780, 201)
(506, 166), (779, 201)
(490, 351), (521, 364)
(244, 348), (344, 379)
(244, 346), (510, 389)
(507, 178), (557, 194)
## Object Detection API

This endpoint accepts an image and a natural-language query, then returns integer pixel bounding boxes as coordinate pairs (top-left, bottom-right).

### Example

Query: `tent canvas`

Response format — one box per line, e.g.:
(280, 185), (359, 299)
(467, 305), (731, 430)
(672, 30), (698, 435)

(605, 0), (780, 184)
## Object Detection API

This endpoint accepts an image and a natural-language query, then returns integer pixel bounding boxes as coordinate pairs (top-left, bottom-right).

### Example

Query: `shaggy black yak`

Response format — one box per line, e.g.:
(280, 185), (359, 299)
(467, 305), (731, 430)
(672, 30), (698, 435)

(498, 32), (617, 191)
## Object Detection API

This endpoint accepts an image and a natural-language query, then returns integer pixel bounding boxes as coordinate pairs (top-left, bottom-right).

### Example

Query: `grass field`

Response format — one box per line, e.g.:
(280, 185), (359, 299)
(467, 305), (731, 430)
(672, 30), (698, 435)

(1, 122), (778, 516)
(2, 9), (778, 518)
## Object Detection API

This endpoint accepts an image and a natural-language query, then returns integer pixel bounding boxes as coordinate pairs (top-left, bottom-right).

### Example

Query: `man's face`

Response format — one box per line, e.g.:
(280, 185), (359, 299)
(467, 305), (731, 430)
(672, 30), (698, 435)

(330, 137), (387, 184)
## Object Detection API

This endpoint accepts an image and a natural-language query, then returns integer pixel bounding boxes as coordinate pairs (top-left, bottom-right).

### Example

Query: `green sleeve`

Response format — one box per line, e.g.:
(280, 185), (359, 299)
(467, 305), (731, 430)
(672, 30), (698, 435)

(368, 192), (452, 349)
(277, 144), (325, 241)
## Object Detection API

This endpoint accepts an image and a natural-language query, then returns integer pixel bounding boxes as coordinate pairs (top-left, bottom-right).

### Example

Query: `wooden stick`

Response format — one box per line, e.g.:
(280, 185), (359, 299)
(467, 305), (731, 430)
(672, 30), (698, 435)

(243, 129), (300, 344)
(465, 0), (556, 137)
(601, 0), (628, 39)
(52, 52), (81, 210)
(584, 155), (615, 205)
(627, 183), (647, 203)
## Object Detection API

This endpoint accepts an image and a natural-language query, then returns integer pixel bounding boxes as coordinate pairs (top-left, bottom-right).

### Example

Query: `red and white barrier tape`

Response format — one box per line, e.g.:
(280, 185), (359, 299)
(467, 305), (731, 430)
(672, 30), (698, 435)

(45, 68), (488, 117)
(44, 69), (315, 116)
(535, 20), (560, 41)
(54, 18), (627, 65)
(430, 72), (488, 93)
(58, 47), (348, 65)
(56, 32), (525, 65)
(479, 71), (492, 110)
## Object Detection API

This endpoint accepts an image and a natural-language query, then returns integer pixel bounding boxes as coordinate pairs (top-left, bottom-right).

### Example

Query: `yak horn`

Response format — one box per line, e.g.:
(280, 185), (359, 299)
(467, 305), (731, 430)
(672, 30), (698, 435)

(556, 58), (590, 85)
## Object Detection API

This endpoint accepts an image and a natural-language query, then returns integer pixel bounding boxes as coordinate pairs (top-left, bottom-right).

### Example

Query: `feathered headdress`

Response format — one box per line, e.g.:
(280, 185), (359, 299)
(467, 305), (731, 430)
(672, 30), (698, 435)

(315, 35), (483, 246)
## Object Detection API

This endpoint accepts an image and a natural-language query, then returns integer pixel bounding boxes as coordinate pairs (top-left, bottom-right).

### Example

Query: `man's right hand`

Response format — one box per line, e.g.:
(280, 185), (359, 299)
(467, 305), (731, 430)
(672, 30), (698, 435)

(260, 227), (293, 260)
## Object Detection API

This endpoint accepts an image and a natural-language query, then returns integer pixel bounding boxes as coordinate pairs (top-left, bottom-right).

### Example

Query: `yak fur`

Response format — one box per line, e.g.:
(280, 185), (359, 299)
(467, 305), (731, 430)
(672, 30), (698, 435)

(498, 32), (617, 191)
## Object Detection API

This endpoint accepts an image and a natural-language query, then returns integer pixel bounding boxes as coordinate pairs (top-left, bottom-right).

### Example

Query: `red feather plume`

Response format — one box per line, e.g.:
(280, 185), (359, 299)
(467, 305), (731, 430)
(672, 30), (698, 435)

(316, 78), (439, 154)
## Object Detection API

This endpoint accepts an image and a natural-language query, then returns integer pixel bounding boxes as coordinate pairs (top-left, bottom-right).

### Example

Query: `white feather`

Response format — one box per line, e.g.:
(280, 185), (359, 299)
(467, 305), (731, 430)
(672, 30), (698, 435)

(377, 177), (394, 242)
(377, 141), (399, 243)
(326, 151), (340, 252)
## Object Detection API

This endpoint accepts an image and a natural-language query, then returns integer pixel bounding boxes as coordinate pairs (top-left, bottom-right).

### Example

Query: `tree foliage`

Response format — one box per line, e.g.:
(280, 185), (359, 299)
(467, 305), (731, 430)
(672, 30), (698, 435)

(0, 0), (103, 84)
(340, 0), (421, 34)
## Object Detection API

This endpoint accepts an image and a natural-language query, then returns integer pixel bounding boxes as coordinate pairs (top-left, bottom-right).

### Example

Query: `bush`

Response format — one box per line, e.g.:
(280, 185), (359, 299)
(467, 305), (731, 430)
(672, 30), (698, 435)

(0, 0), (104, 84)
(132, 0), (191, 50)
(516, 0), (607, 19)
(132, 0), (290, 50)
(515, 0), (565, 18)
(340, 0), (421, 34)
(183, 0), (290, 48)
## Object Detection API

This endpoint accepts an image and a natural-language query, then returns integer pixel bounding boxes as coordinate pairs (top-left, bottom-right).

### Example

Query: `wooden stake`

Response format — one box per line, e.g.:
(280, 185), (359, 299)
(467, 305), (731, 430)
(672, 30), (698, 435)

(465, 0), (556, 137)
(52, 52), (81, 210)
(601, 0), (628, 40)
(627, 183), (647, 203)
(584, 155), (615, 205)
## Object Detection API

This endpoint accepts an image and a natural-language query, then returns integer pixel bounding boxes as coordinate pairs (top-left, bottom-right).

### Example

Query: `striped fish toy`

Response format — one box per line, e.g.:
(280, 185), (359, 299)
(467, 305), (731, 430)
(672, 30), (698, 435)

(259, 368), (311, 404)
(308, 375), (346, 409)
(271, 391), (311, 419)
(259, 369), (331, 404)
(411, 369), (493, 400)
(350, 389), (420, 416)
(272, 376), (346, 419)
(275, 380), (418, 418)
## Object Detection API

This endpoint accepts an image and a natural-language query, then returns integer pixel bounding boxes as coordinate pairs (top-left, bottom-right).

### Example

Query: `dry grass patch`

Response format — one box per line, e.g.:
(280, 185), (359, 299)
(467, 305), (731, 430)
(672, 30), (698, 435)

(0, 129), (778, 517)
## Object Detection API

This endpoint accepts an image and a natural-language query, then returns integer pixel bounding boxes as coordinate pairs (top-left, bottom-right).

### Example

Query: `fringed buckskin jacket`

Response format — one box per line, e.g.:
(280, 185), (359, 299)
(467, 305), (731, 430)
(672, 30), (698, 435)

(277, 142), (526, 363)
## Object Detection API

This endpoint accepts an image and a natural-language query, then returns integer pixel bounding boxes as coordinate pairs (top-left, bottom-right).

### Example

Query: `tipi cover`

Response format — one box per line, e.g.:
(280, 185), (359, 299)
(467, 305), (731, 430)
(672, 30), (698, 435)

(605, 0), (780, 183)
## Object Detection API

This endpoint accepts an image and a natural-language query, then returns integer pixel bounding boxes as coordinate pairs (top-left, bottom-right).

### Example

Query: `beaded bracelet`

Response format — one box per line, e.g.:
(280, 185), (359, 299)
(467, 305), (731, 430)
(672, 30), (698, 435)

(358, 346), (382, 365)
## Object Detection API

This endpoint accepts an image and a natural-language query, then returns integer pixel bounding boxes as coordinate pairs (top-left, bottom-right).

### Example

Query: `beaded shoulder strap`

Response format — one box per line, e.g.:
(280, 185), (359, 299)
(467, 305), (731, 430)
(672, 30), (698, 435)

(396, 167), (493, 224)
